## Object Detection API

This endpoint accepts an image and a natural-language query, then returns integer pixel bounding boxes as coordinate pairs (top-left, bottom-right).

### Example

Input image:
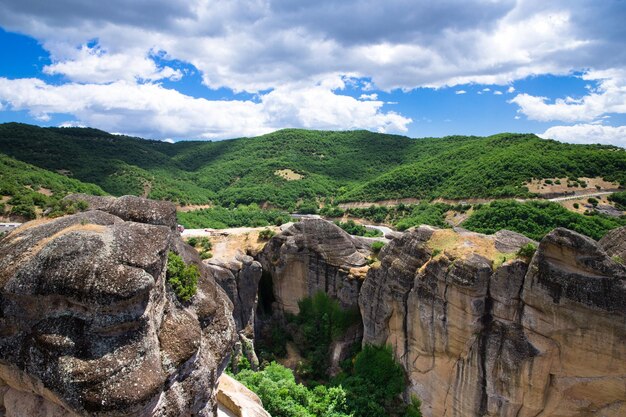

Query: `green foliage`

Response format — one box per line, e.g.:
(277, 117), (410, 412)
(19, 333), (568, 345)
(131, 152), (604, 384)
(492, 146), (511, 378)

(319, 205), (345, 217)
(371, 241), (385, 253)
(166, 252), (199, 302)
(259, 228), (276, 240)
(333, 345), (418, 417)
(3, 124), (625, 210)
(0, 152), (106, 219)
(612, 255), (624, 265)
(573, 202), (580, 209)
(608, 191), (626, 210)
(177, 204), (291, 229)
(235, 362), (352, 417)
(334, 220), (382, 237)
(517, 243), (537, 259)
(289, 292), (360, 380)
(588, 197), (599, 207)
(463, 200), (626, 241)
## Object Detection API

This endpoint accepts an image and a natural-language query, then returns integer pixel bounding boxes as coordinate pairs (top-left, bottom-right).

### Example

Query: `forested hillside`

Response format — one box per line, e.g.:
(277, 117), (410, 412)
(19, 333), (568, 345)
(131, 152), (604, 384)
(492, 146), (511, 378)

(1, 123), (625, 211)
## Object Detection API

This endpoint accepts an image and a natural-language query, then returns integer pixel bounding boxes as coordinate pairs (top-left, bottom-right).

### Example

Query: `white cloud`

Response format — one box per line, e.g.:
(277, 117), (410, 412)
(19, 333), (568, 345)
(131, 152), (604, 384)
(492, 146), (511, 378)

(0, 76), (410, 139)
(510, 71), (626, 122)
(43, 45), (182, 83)
(507, 86), (515, 93)
(539, 124), (626, 147)
(455, 90), (466, 95)
(494, 90), (503, 95)
(162, 138), (175, 143)
(359, 93), (378, 100)
(0, 0), (624, 137)
(482, 88), (491, 92)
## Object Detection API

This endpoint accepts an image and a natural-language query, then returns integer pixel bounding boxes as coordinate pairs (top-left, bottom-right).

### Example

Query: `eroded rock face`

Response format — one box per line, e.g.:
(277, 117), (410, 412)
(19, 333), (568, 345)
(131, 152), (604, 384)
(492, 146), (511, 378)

(258, 219), (368, 314)
(599, 225), (626, 262)
(360, 226), (626, 417)
(0, 197), (236, 417)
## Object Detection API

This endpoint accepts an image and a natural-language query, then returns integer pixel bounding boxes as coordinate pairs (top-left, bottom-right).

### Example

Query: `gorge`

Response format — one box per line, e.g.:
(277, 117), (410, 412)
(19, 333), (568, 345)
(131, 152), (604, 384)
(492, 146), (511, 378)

(0, 195), (625, 416)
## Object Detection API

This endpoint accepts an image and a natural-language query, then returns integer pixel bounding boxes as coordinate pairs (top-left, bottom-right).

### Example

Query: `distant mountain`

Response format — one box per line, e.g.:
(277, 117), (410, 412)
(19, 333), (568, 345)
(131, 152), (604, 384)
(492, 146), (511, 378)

(1, 122), (625, 211)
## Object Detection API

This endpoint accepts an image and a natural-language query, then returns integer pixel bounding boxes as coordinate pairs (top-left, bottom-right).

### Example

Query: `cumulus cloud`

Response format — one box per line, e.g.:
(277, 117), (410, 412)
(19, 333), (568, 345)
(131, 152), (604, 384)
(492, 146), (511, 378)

(359, 93), (378, 100)
(1, 0), (624, 92)
(43, 45), (182, 83)
(0, 76), (410, 139)
(0, 0), (625, 138)
(494, 90), (503, 95)
(539, 123), (626, 147)
(510, 70), (626, 122)
(455, 90), (466, 95)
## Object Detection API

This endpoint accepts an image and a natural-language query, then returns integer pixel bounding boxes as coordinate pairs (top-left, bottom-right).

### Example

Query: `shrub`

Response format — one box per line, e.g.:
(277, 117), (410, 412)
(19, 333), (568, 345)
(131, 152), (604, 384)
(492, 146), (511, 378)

(259, 228), (276, 240)
(334, 220), (382, 237)
(588, 197), (599, 207)
(186, 237), (199, 247)
(166, 252), (199, 302)
(199, 237), (212, 250)
(235, 362), (351, 417)
(517, 243), (537, 259)
(612, 255), (624, 265)
(573, 203), (580, 209)
(199, 250), (213, 260)
(289, 292), (359, 380)
(371, 241), (385, 253)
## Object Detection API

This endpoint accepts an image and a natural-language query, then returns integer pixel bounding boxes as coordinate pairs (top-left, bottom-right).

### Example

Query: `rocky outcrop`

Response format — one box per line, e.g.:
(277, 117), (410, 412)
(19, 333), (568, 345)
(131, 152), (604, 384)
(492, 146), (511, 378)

(0, 196), (236, 416)
(216, 374), (270, 417)
(360, 226), (626, 417)
(210, 254), (263, 371)
(258, 219), (369, 314)
(599, 225), (626, 262)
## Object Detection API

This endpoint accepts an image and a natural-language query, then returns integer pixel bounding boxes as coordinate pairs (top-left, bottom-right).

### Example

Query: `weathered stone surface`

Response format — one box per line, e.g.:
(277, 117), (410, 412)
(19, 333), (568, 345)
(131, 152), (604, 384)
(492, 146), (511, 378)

(63, 193), (178, 230)
(216, 373), (270, 417)
(210, 254), (263, 332)
(599, 225), (626, 262)
(360, 226), (626, 417)
(0, 196), (236, 416)
(258, 219), (368, 314)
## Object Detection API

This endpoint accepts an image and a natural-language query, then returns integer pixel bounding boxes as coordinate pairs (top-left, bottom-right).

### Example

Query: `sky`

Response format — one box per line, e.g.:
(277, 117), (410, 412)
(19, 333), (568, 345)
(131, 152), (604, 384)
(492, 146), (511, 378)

(0, 0), (625, 146)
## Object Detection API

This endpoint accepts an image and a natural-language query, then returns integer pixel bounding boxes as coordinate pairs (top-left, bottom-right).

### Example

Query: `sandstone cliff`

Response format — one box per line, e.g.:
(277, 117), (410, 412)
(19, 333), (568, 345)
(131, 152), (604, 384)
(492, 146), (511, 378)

(360, 226), (626, 417)
(0, 196), (236, 417)
(257, 219), (370, 314)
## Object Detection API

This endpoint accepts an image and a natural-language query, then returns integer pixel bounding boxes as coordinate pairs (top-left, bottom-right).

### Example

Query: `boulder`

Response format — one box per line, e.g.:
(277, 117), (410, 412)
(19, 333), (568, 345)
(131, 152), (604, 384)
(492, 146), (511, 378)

(257, 219), (368, 314)
(0, 196), (236, 416)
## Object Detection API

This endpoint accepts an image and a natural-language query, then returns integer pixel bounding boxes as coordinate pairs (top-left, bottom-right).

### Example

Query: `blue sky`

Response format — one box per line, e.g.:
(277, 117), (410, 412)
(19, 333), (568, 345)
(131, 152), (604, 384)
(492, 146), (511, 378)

(0, 1), (625, 145)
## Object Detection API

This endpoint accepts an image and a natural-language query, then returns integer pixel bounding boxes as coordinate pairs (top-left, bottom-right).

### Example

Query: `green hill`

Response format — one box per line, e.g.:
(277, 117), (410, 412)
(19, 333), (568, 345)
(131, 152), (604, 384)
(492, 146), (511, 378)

(1, 123), (625, 211)
(0, 152), (106, 219)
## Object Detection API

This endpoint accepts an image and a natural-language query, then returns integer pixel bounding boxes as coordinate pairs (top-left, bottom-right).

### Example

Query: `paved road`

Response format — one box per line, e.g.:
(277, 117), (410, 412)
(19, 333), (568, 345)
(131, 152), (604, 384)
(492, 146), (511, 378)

(547, 191), (615, 202)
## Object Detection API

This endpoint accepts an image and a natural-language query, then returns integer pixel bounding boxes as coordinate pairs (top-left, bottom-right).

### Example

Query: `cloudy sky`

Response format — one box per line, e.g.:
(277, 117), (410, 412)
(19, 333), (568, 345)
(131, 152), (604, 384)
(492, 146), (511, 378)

(0, 0), (625, 145)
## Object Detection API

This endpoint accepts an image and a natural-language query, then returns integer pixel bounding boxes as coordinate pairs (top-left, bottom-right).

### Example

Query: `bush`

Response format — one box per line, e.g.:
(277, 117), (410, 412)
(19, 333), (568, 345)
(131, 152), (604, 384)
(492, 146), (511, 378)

(186, 237), (198, 247)
(234, 362), (351, 417)
(289, 292), (359, 380)
(517, 243), (537, 259)
(166, 252), (199, 302)
(573, 203), (580, 209)
(333, 345), (419, 417)
(259, 228), (276, 240)
(371, 241), (385, 253)
(334, 220), (382, 237)
(588, 197), (599, 207)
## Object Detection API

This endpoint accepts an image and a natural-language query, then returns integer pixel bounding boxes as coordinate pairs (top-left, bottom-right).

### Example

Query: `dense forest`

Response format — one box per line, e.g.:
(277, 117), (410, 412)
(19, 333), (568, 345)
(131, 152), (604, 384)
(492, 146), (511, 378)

(1, 123), (625, 211)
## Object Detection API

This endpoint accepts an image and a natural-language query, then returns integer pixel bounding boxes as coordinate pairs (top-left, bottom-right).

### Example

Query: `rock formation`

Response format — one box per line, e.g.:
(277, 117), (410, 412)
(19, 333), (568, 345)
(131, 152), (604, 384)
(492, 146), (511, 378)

(0, 196), (236, 416)
(257, 219), (370, 314)
(360, 226), (626, 417)
(216, 374), (270, 417)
